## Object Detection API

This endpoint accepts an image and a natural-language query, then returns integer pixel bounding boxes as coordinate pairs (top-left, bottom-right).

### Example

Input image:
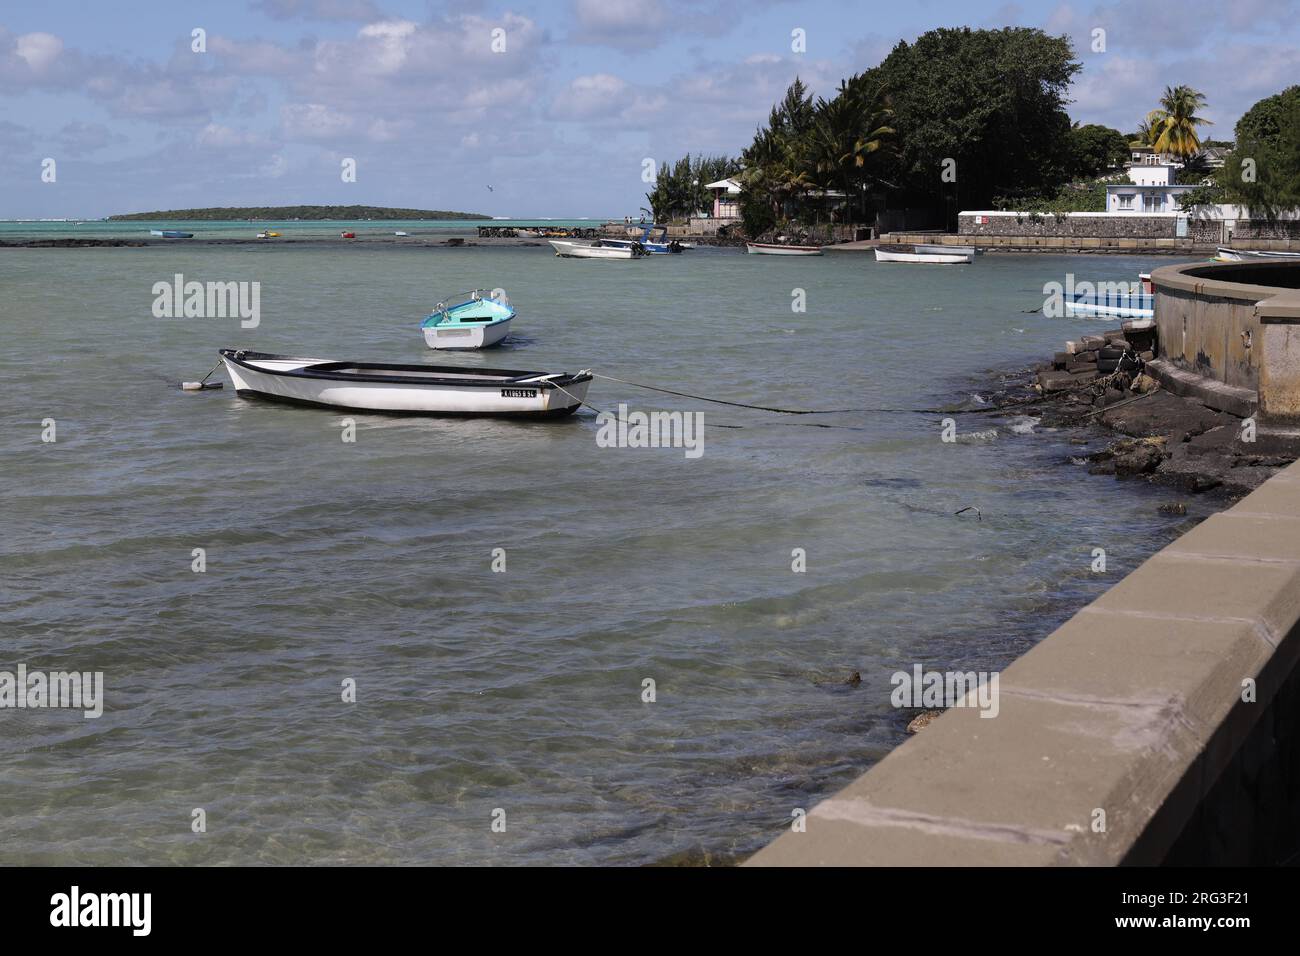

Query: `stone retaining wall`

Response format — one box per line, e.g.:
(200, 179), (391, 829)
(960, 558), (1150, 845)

(959, 213), (1176, 238)
(747, 462), (1300, 866)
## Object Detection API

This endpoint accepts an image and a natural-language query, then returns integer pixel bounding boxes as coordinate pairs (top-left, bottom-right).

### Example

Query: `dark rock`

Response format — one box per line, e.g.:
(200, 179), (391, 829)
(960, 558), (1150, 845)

(907, 711), (943, 733)
(1159, 502), (1188, 515)
(1107, 437), (1167, 475)
(1038, 369), (1093, 393)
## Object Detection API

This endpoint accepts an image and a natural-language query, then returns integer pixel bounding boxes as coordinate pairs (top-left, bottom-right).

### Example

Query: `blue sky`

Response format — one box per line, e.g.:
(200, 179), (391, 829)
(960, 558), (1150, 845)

(2, 0), (1298, 218)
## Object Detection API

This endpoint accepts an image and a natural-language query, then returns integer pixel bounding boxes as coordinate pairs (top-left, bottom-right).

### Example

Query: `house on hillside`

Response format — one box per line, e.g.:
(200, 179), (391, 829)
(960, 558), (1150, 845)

(1197, 145), (1232, 169)
(1107, 163), (1198, 214)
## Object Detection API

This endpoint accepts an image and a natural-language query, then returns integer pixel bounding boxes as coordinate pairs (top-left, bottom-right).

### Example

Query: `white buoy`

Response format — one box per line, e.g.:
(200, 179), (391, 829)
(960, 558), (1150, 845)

(182, 360), (224, 391)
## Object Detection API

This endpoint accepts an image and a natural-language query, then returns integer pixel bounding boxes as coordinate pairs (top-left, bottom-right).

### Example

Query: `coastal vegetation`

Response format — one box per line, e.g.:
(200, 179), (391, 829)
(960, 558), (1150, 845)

(644, 155), (741, 223)
(648, 31), (1294, 233)
(107, 205), (491, 221)
(855, 28), (1079, 216)
(726, 28), (1086, 235)
(1182, 86), (1300, 217)
(649, 27), (1082, 236)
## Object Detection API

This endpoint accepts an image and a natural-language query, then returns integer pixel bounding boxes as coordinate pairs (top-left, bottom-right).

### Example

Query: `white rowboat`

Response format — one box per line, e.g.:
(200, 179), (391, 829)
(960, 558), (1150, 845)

(745, 242), (823, 256)
(1216, 246), (1300, 262)
(874, 245), (972, 264)
(915, 243), (977, 257)
(219, 349), (591, 418)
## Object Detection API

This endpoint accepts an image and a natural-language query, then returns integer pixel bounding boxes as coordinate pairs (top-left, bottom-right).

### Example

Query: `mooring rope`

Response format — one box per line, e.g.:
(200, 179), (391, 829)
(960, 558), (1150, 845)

(590, 372), (855, 414)
(590, 372), (1045, 418)
(548, 378), (745, 429)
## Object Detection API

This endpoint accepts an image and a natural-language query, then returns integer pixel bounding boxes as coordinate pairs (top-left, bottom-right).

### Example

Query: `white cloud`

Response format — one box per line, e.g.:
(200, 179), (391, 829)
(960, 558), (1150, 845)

(14, 32), (63, 71)
(281, 102), (356, 139)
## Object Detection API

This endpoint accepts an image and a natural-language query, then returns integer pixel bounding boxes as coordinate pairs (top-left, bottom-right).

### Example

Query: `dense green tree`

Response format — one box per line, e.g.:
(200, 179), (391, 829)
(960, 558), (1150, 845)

(853, 27), (1080, 218)
(1069, 124), (1130, 178)
(1221, 95), (1300, 216)
(1233, 86), (1300, 145)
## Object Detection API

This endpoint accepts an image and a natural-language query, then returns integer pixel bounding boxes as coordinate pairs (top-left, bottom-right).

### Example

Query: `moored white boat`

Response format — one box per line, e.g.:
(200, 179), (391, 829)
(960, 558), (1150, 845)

(915, 243), (977, 257)
(1063, 296), (1154, 319)
(549, 239), (644, 258)
(219, 349), (591, 417)
(745, 241), (822, 256)
(1216, 245), (1300, 261)
(603, 223), (684, 254)
(874, 244), (972, 264)
(420, 289), (514, 349)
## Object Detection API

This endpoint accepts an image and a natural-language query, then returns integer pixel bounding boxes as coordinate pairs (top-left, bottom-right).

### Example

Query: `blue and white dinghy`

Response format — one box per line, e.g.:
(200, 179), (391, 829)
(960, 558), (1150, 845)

(420, 289), (514, 349)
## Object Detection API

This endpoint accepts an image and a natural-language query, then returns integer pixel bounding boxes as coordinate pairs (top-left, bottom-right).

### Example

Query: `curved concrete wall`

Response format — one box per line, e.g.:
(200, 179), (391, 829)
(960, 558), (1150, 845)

(747, 460), (1300, 866)
(1150, 261), (1300, 423)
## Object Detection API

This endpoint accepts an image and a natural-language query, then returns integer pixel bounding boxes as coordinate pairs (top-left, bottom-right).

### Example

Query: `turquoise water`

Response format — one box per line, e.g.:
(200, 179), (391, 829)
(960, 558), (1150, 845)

(0, 244), (1203, 864)
(0, 218), (598, 241)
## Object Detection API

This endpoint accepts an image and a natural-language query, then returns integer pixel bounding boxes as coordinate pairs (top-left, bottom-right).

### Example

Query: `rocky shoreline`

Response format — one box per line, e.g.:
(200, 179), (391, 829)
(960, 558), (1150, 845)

(982, 325), (1297, 499)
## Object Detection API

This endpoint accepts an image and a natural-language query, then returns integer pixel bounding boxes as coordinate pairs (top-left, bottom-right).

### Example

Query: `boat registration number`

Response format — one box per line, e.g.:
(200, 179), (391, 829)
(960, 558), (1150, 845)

(501, 388), (538, 398)
(438, 329), (471, 337)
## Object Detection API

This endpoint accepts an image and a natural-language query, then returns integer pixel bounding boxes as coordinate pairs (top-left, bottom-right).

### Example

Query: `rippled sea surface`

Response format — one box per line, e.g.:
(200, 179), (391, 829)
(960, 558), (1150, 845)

(1, 244), (1202, 865)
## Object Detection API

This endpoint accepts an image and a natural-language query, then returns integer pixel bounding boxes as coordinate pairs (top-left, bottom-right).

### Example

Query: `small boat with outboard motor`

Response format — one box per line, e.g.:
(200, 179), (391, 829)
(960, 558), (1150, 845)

(548, 239), (646, 259)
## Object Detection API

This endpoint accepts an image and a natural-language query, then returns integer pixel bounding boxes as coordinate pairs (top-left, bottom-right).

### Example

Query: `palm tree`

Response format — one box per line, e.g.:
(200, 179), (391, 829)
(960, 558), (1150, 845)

(1146, 85), (1211, 159)
(808, 75), (894, 219)
(1133, 118), (1156, 147)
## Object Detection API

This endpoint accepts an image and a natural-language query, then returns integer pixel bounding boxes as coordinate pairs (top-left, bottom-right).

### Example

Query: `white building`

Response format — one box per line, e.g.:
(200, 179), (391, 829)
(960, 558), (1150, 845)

(1106, 163), (1199, 214)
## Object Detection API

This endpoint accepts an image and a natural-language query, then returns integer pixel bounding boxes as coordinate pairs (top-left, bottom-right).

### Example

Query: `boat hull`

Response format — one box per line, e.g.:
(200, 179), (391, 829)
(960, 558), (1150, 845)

(421, 316), (512, 349)
(549, 239), (639, 258)
(746, 242), (822, 255)
(1064, 300), (1154, 319)
(874, 247), (971, 263)
(1217, 246), (1300, 261)
(915, 243), (976, 257)
(219, 350), (589, 418)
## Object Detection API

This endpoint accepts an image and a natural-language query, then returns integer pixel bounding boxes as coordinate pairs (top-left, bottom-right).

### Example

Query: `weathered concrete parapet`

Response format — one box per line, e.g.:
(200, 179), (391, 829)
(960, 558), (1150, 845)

(746, 460), (1300, 866)
(1257, 289), (1300, 425)
(1150, 260), (1300, 423)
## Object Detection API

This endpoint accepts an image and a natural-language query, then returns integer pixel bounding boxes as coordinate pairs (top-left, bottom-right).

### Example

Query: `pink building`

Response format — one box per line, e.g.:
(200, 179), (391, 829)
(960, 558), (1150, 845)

(705, 178), (742, 220)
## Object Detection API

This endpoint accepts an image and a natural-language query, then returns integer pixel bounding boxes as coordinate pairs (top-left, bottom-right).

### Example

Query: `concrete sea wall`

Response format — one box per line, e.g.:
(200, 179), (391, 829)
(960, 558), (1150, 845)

(749, 261), (1300, 867)
(747, 461), (1300, 866)
(1150, 261), (1300, 424)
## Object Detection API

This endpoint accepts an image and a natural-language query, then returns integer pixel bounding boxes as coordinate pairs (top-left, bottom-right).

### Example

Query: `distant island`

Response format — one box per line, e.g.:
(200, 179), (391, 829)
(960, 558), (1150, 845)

(107, 205), (492, 221)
